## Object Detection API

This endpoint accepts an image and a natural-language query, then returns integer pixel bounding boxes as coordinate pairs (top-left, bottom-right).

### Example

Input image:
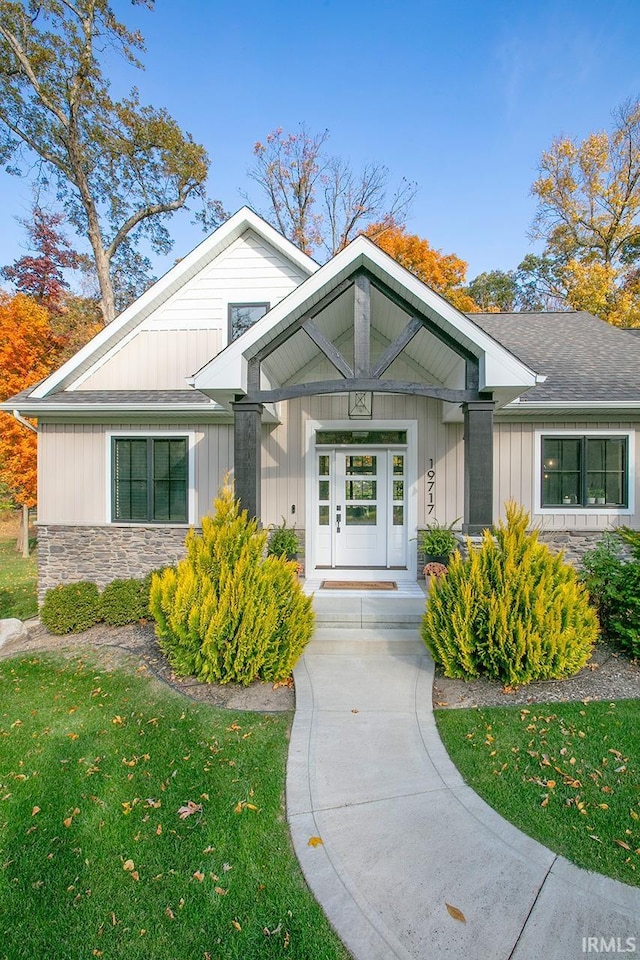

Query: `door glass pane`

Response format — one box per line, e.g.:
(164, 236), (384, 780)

(318, 480), (330, 501)
(393, 455), (404, 476)
(318, 505), (330, 525)
(346, 505), (377, 525)
(393, 480), (404, 500)
(345, 455), (376, 475)
(393, 505), (404, 525)
(345, 480), (376, 500)
(318, 455), (329, 476)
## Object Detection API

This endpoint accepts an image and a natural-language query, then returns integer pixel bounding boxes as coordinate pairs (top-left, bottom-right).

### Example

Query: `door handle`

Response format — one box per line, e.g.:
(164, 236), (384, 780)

(336, 505), (341, 534)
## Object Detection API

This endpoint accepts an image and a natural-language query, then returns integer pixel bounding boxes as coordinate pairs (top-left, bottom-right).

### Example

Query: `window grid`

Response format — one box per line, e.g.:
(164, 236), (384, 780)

(541, 436), (627, 508)
(112, 437), (188, 523)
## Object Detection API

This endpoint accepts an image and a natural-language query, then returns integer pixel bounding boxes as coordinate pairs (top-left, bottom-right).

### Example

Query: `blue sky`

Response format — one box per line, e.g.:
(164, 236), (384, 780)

(1, 0), (639, 282)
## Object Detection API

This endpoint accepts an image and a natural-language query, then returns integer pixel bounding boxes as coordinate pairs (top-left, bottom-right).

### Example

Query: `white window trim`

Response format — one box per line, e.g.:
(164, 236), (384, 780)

(534, 428), (635, 516)
(105, 429), (196, 525)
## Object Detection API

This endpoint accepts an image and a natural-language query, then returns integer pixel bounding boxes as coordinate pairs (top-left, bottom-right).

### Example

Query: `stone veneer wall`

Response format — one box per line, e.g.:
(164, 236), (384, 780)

(38, 524), (309, 601)
(448, 529), (611, 571)
(536, 529), (618, 566)
(37, 525), (195, 601)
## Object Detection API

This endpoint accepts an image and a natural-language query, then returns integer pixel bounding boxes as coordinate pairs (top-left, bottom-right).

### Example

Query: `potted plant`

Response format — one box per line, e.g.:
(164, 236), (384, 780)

(586, 488), (597, 505)
(267, 518), (299, 560)
(594, 488), (606, 505)
(418, 519), (460, 569)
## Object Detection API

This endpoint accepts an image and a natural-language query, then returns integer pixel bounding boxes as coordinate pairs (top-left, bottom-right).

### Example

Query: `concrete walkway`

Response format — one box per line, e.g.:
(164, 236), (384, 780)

(287, 623), (640, 960)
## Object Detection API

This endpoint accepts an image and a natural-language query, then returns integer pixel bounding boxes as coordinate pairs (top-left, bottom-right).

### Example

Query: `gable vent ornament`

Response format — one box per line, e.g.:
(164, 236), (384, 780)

(349, 391), (373, 419)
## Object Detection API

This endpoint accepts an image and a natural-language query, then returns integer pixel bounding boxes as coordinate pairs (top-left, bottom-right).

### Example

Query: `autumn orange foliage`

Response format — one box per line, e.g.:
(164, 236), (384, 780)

(365, 222), (478, 312)
(0, 294), (61, 507)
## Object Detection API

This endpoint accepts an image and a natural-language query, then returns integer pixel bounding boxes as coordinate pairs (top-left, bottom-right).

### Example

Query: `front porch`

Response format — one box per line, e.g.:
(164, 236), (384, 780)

(193, 235), (540, 573)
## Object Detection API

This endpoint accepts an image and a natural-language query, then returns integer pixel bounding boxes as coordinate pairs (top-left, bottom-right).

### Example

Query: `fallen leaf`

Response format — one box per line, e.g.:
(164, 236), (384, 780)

(177, 801), (202, 820)
(130, 870), (140, 881)
(193, 871), (205, 882)
(156, 824), (162, 835)
(63, 817), (73, 828)
(111, 716), (124, 725)
(445, 902), (466, 923)
(123, 859), (135, 871)
(31, 806), (40, 816)
(307, 836), (323, 847)
(214, 886), (228, 896)
(165, 906), (175, 920)
(615, 840), (632, 851)
(231, 919), (241, 931)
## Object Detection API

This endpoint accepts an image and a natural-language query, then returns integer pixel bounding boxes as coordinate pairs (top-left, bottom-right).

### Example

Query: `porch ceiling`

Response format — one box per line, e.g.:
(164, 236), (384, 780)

(261, 283), (464, 390)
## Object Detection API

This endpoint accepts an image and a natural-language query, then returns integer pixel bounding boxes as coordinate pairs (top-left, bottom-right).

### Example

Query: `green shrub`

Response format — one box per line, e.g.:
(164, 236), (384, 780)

(99, 576), (151, 626)
(581, 531), (640, 658)
(267, 518), (299, 559)
(40, 581), (101, 634)
(149, 483), (314, 685)
(422, 502), (599, 685)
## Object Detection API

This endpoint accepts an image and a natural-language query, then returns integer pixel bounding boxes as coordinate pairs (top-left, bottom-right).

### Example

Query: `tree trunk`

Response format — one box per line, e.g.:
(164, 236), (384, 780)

(90, 235), (116, 324)
(16, 504), (30, 557)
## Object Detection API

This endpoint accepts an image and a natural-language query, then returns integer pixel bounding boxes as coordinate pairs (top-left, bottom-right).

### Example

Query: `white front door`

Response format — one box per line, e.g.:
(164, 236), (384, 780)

(313, 447), (407, 569)
(335, 451), (385, 566)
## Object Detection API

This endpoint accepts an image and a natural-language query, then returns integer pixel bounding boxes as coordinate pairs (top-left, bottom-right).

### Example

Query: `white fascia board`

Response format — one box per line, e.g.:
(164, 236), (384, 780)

(504, 400), (640, 412)
(193, 236), (539, 394)
(31, 207), (318, 400)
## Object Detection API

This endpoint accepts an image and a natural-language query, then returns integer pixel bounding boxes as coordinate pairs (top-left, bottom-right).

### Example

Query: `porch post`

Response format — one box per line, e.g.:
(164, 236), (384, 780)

(462, 399), (495, 536)
(231, 400), (263, 519)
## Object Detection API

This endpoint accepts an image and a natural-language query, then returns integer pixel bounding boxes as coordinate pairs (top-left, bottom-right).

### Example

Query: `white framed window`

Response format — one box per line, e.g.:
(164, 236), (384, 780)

(106, 430), (195, 524)
(535, 429), (634, 514)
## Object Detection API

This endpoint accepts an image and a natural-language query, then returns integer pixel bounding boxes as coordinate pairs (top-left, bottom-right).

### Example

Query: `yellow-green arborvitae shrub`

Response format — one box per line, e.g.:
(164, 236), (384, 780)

(149, 482), (314, 685)
(422, 501), (599, 685)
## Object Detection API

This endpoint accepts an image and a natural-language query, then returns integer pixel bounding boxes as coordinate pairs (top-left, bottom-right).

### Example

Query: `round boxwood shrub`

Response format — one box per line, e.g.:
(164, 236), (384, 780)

(99, 576), (152, 626)
(40, 581), (101, 635)
(149, 482), (314, 685)
(422, 501), (599, 686)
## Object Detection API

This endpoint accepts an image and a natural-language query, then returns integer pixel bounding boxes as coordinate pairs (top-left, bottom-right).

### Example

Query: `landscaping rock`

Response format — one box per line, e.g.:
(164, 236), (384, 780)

(0, 618), (27, 649)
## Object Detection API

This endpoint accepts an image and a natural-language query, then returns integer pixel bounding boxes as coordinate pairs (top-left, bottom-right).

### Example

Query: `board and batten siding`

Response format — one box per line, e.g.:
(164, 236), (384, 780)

(72, 230), (309, 391)
(494, 421), (640, 529)
(38, 421), (233, 525)
(259, 395), (463, 529)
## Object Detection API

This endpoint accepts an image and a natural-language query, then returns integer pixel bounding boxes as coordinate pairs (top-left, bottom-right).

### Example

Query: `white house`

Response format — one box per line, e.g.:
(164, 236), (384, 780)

(5, 208), (640, 597)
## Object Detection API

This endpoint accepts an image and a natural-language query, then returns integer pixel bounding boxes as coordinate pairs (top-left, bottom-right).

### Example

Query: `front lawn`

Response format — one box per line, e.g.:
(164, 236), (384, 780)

(0, 655), (349, 960)
(0, 524), (37, 620)
(436, 700), (640, 886)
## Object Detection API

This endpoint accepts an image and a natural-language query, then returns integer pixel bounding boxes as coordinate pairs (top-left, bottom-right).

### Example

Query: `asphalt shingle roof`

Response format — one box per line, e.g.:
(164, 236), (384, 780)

(470, 311), (640, 402)
(4, 389), (214, 406)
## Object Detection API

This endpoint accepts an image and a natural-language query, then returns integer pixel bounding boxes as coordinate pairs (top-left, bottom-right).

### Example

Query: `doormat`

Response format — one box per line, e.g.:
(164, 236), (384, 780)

(320, 580), (397, 591)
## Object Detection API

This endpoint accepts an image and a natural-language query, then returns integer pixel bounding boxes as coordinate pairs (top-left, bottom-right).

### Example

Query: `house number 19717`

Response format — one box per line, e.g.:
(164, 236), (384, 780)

(427, 458), (435, 516)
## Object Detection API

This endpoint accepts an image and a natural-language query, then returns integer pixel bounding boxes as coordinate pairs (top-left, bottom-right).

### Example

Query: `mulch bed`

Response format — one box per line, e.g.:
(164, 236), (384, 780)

(3, 620), (638, 714)
(1, 620), (295, 713)
(432, 640), (640, 709)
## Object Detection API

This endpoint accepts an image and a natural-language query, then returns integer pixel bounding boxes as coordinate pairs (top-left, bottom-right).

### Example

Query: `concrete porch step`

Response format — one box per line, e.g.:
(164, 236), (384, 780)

(311, 593), (425, 629)
(307, 627), (425, 656)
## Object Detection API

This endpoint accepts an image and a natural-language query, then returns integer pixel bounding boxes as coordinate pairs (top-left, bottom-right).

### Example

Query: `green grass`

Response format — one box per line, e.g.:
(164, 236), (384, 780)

(436, 700), (640, 887)
(0, 532), (37, 619)
(0, 655), (350, 960)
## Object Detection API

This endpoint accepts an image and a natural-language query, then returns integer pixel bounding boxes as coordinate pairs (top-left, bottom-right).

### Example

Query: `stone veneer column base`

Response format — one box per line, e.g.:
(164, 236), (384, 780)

(37, 525), (196, 602)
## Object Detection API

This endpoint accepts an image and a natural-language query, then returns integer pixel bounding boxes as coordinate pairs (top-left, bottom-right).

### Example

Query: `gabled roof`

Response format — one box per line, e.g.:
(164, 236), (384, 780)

(192, 233), (540, 403)
(473, 311), (640, 405)
(29, 208), (319, 400)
